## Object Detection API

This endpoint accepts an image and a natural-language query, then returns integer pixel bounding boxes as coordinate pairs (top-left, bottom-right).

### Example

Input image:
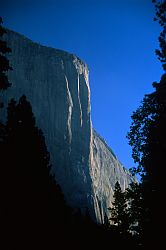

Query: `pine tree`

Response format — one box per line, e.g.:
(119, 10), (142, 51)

(125, 182), (146, 243)
(153, 0), (166, 71)
(103, 213), (110, 228)
(0, 17), (12, 144)
(2, 95), (69, 249)
(0, 17), (12, 92)
(127, 1), (166, 247)
(109, 181), (129, 234)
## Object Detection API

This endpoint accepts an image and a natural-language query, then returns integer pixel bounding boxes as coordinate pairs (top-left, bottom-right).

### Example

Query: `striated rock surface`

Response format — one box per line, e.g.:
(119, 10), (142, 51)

(91, 130), (132, 222)
(1, 29), (133, 222)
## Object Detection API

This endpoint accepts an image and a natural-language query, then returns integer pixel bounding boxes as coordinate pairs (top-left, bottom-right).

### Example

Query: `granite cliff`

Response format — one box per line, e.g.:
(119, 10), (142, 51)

(1, 29), (133, 222)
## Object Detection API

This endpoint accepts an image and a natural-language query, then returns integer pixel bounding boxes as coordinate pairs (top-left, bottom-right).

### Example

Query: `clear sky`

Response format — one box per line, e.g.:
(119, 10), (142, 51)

(1, 0), (163, 169)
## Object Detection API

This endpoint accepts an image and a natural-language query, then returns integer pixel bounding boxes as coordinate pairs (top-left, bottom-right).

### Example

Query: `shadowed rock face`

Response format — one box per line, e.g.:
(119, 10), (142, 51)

(1, 29), (133, 222)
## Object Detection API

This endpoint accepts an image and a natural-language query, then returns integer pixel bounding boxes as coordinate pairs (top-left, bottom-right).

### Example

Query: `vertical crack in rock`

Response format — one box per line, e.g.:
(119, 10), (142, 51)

(77, 74), (83, 127)
(64, 74), (73, 144)
(73, 57), (91, 116)
(84, 67), (91, 116)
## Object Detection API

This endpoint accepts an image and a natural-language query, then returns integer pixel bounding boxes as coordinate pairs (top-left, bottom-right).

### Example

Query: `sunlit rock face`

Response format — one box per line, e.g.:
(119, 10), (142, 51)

(91, 130), (132, 223)
(1, 29), (132, 222)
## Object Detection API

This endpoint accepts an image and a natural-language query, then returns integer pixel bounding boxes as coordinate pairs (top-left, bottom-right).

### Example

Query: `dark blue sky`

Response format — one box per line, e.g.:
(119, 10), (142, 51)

(1, 0), (163, 169)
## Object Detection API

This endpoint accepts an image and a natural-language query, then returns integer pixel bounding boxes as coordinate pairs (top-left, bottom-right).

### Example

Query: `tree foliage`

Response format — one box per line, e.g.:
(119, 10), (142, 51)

(0, 18), (12, 146)
(109, 181), (144, 235)
(126, 1), (166, 247)
(127, 93), (159, 177)
(1, 95), (70, 248)
(0, 17), (12, 91)
(1, 95), (116, 249)
(127, 0), (166, 183)
(109, 182), (129, 234)
(125, 182), (145, 237)
(153, 0), (166, 70)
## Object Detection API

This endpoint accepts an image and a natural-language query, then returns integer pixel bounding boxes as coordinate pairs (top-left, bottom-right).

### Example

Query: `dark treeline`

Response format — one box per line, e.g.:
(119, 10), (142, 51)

(126, 0), (166, 248)
(0, 0), (165, 249)
(0, 96), (139, 250)
(0, 94), (109, 250)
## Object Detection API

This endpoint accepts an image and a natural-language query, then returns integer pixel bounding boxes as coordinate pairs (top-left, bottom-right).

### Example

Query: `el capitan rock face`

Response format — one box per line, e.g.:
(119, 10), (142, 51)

(1, 29), (133, 222)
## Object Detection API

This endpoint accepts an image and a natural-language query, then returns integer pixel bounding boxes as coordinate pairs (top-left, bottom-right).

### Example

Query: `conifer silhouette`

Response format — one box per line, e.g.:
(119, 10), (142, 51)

(1, 95), (70, 249)
(0, 17), (12, 91)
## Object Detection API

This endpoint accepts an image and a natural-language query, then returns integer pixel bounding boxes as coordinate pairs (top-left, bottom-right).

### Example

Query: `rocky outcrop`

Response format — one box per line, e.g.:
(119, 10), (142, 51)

(1, 29), (133, 222)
